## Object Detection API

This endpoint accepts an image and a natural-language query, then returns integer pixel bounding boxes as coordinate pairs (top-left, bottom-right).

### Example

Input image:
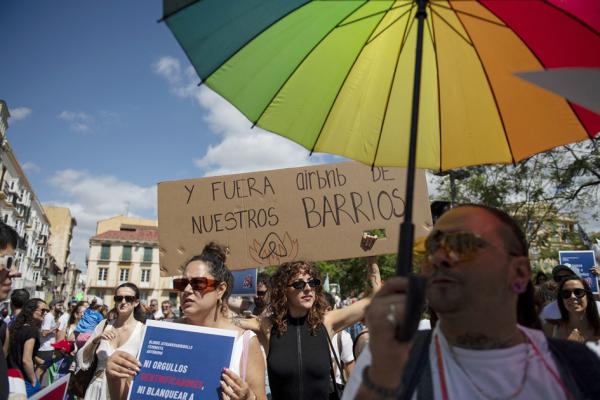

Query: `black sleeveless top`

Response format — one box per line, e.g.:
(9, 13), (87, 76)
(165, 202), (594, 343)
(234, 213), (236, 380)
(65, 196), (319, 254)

(267, 315), (332, 400)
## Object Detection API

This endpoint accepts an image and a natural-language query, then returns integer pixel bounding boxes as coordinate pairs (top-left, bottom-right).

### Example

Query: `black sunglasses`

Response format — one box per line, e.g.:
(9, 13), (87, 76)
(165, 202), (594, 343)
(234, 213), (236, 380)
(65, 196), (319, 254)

(173, 277), (220, 293)
(288, 278), (321, 290)
(256, 290), (268, 297)
(0, 255), (14, 282)
(114, 295), (136, 303)
(560, 288), (586, 300)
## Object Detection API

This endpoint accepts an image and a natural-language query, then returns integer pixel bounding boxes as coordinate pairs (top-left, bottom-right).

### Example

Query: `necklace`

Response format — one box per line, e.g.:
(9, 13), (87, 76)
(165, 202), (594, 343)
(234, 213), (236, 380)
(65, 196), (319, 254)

(435, 330), (532, 400)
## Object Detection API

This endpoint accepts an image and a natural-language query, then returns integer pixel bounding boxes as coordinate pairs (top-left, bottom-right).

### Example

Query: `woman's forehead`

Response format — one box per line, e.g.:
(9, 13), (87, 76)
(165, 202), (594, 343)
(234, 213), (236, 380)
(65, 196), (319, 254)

(564, 280), (584, 289)
(185, 260), (213, 277)
(291, 271), (312, 280)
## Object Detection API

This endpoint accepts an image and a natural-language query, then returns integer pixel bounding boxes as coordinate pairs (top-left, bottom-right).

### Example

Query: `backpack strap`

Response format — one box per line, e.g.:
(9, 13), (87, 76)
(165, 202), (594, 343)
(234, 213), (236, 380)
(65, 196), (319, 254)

(547, 337), (600, 400)
(399, 330), (432, 400)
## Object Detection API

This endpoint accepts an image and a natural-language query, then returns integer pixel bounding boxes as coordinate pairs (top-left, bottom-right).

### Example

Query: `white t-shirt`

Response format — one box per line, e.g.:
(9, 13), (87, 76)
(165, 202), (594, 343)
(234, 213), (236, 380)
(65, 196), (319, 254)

(39, 313), (58, 351)
(540, 300), (600, 320)
(58, 312), (70, 331)
(331, 330), (355, 384)
(343, 325), (569, 400)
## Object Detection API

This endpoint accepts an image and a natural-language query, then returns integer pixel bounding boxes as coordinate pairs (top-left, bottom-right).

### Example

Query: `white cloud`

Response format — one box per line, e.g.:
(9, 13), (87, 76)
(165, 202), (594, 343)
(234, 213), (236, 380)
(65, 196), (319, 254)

(22, 162), (41, 174)
(153, 56), (326, 176)
(58, 111), (94, 133)
(46, 170), (156, 269)
(9, 107), (32, 121)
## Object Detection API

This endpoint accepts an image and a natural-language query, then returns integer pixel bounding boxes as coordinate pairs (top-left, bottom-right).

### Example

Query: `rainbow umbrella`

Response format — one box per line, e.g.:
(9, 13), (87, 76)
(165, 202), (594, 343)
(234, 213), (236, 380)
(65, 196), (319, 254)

(162, 0), (600, 286)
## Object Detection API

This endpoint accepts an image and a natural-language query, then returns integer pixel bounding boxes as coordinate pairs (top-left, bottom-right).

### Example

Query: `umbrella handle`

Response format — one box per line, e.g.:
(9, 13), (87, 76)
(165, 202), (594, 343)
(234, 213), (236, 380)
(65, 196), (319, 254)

(396, 274), (426, 342)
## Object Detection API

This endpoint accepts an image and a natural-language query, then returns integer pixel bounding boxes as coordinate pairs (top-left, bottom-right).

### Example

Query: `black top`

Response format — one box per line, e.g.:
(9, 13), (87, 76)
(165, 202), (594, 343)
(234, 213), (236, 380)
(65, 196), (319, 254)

(7, 324), (40, 382)
(0, 319), (7, 400)
(267, 315), (332, 400)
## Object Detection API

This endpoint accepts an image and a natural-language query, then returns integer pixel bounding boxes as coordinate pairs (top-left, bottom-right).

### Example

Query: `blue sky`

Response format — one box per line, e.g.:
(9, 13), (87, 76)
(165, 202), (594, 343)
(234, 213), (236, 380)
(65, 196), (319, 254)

(1, 1), (330, 268)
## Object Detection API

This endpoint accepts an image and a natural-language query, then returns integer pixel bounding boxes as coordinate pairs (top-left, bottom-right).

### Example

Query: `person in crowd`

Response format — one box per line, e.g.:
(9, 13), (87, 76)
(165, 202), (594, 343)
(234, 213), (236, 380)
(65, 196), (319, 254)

(353, 326), (370, 361)
(75, 298), (105, 348)
(347, 204), (600, 400)
(36, 299), (63, 382)
(4, 289), (29, 326)
(56, 300), (77, 341)
(235, 235), (380, 400)
(146, 298), (161, 320)
(324, 292), (355, 392)
(158, 300), (175, 321)
(534, 270), (548, 286)
(539, 264), (600, 321)
(76, 283), (145, 400)
(534, 280), (558, 315)
(105, 243), (267, 400)
(543, 276), (600, 343)
(0, 221), (20, 400)
(51, 301), (87, 380)
(7, 298), (47, 397)
(253, 272), (270, 316)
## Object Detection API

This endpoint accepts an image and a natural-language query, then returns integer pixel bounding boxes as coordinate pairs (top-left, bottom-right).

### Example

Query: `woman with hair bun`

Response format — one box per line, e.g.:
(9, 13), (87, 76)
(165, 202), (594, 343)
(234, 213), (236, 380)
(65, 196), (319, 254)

(77, 282), (145, 400)
(107, 242), (267, 400)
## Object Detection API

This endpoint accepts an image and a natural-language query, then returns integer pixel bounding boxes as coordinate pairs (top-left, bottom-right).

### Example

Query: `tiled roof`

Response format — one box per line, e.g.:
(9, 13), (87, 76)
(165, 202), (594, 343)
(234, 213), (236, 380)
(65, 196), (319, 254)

(90, 229), (159, 243)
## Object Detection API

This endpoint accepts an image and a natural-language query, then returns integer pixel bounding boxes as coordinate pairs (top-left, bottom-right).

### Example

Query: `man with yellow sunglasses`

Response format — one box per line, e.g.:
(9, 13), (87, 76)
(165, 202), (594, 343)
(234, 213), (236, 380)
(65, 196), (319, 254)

(349, 205), (600, 400)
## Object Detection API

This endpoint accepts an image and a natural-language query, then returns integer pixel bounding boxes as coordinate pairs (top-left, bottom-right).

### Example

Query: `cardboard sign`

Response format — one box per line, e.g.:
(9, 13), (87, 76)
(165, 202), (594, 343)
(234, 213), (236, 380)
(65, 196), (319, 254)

(559, 250), (599, 293)
(158, 162), (431, 275)
(30, 374), (70, 400)
(128, 320), (236, 400)
(231, 268), (258, 296)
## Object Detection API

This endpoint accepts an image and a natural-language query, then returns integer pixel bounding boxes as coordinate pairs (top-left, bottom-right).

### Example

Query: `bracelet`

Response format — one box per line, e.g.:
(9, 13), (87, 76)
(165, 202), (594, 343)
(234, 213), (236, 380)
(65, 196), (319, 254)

(362, 366), (402, 399)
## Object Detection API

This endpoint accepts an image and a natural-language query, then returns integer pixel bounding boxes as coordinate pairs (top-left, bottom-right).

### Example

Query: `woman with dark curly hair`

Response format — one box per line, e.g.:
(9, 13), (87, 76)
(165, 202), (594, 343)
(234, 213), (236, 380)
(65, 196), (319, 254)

(7, 298), (47, 396)
(237, 236), (380, 400)
(543, 276), (600, 343)
(106, 242), (267, 400)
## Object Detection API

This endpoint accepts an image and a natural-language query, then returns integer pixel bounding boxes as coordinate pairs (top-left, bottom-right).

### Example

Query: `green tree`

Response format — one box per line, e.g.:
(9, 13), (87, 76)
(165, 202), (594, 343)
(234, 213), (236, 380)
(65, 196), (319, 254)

(433, 139), (600, 251)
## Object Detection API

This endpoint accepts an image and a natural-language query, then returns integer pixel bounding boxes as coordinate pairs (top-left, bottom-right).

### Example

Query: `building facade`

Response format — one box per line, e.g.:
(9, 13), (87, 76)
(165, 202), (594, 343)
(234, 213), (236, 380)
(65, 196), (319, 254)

(43, 205), (78, 299)
(86, 216), (177, 308)
(0, 100), (53, 299)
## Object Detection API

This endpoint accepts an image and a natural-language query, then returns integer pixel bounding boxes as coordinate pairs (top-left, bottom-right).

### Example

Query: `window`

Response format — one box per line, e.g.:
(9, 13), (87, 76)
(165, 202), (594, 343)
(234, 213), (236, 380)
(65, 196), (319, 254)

(122, 245), (132, 262)
(33, 271), (40, 283)
(143, 247), (153, 263)
(100, 244), (110, 260)
(141, 268), (151, 283)
(119, 268), (129, 282)
(98, 268), (108, 282)
(139, 291), (149, 302)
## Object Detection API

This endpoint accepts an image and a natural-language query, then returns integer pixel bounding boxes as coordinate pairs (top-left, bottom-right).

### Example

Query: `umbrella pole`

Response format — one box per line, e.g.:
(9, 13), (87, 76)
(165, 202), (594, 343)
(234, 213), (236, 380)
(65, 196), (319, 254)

(396, 0), (428, 341)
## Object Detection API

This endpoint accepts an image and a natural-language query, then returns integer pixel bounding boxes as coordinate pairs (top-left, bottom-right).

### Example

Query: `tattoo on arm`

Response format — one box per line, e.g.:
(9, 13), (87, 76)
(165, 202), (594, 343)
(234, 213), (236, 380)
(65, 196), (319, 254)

(232, 316), (242, 327)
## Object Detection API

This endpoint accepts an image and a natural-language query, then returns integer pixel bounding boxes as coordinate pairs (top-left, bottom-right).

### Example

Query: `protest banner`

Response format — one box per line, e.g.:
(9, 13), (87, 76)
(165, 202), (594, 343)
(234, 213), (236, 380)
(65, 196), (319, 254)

(158, 162), (431, 275)
(29, 374), (70, 400)
(559, 250), (599, 293)
(128, 320), (237, 400)
(231, 268), (258, 296)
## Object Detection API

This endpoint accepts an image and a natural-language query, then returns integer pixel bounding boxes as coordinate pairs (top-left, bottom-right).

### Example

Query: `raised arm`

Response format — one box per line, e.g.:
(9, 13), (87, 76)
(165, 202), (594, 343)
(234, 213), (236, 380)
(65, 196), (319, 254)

(325, 251), (381, 334)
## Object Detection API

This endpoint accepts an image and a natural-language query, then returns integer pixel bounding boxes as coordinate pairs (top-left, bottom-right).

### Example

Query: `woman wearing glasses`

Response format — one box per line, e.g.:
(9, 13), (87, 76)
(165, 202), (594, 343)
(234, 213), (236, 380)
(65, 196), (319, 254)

(235, 235), (380, 400)
(77, 282), (145, 400)
(106, 243), (267, 400)
(7, 298), (47, 396)
(544, 276), (600, 343)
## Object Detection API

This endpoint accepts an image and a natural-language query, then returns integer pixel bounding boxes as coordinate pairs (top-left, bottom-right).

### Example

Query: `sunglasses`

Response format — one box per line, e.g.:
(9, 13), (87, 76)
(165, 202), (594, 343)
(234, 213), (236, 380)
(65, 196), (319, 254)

(114, 295), (136, 303)
(288, 279), (321, 290)
(256, 290), (268, 297)
(39, 308), (49, 314)
(0, 255), (15, 282)
(173, 277), (220, 293)
(425, 230), (491, 261)
(560, 288), (587, 300)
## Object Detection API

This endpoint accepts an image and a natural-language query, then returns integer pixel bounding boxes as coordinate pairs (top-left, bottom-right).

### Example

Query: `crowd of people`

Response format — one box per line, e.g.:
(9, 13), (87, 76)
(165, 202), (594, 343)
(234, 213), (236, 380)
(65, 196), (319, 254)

(1, 204), (600, 399)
